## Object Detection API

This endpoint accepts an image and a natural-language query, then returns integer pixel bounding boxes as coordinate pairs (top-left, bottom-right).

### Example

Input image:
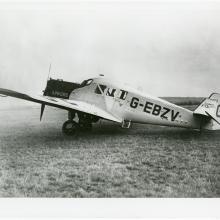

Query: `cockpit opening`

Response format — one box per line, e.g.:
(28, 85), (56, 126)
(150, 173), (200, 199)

(80, 79), (93, 87)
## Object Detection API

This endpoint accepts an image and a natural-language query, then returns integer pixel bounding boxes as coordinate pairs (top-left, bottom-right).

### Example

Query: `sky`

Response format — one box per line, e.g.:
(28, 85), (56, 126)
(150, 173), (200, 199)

(0, 0), (220, 97)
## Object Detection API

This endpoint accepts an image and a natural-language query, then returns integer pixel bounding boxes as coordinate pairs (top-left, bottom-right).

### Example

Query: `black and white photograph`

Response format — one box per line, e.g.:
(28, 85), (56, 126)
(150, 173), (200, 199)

(0, 0), (220, 205)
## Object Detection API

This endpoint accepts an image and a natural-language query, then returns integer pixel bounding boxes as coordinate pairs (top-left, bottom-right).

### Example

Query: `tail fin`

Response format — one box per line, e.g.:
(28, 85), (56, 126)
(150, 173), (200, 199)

(194, 93), (220, 130)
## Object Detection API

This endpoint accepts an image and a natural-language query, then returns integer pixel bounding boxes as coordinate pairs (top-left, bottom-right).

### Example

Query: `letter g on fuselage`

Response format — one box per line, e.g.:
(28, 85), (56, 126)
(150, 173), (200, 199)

(130, 97), (139, 108)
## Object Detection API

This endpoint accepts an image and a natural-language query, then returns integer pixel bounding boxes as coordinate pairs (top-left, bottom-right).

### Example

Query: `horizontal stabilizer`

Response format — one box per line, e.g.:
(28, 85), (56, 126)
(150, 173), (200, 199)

(194, 93), (220, 130)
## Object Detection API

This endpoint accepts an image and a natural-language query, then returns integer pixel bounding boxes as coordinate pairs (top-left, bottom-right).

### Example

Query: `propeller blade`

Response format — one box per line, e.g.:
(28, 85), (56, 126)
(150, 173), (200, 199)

(40, 104), (45, 121)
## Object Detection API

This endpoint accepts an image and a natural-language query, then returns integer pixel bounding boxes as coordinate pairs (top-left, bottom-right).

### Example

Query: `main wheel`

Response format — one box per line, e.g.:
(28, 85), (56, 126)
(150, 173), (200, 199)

(62, 120), (78, 135)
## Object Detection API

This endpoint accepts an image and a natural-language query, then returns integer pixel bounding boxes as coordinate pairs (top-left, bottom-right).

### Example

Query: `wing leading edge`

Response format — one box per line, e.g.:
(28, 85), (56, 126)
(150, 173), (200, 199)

(0, 88), (122, 123)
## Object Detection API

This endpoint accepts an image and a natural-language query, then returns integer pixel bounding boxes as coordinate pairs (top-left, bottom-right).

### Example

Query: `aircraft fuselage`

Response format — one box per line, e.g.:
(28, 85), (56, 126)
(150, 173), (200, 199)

(69, 78), (202, 129)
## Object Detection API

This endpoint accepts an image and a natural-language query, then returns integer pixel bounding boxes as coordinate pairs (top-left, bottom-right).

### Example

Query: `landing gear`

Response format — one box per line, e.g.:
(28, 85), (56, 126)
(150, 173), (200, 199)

(79, 120), (93, 132)
(62, 111), (96, 135)
(62, 120), (79, 135)
(78, 114), (93, 132)
(68, 111), (75, 121)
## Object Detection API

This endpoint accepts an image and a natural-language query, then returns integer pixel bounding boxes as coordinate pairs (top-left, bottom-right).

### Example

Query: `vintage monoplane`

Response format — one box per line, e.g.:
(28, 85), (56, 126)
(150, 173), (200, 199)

(0, 76), (220, 134)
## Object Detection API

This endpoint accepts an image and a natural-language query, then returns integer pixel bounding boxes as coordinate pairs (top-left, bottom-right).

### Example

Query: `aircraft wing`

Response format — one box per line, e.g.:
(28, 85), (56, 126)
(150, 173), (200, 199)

(0, 88), (122, 123)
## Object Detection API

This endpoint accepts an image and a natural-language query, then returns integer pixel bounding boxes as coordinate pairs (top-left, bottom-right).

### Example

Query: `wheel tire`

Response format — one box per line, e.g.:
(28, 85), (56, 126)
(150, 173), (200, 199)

(62, 120), (78, 135)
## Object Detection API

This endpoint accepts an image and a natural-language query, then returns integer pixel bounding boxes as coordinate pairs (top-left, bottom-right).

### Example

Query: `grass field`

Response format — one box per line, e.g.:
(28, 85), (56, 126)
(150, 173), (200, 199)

(0, 100), (219, 197)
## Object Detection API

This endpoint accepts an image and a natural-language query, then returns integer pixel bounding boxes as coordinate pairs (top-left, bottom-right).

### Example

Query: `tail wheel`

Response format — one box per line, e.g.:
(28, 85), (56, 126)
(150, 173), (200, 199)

(62, 120), (78, 135)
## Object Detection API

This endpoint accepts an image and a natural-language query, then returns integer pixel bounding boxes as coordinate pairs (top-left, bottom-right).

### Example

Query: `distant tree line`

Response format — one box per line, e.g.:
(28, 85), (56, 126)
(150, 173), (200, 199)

(161, 97), (204, 106)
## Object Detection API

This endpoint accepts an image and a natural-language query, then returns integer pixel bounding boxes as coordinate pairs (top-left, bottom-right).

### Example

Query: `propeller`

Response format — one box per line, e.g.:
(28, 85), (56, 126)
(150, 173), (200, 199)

(0, 94), (7, 97)
(40, 103), (45, 121)
(40, 63), (51, 121)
